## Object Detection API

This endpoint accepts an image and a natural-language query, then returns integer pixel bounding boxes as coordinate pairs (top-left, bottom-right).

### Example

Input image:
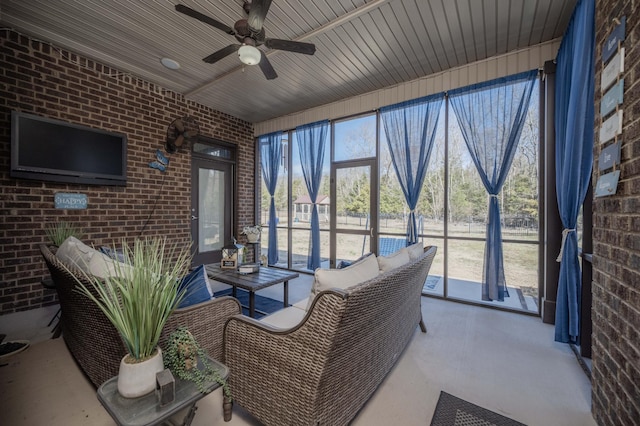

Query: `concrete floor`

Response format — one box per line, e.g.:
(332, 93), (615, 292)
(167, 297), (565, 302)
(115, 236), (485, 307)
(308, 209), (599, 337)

(0, 274), (595, 426)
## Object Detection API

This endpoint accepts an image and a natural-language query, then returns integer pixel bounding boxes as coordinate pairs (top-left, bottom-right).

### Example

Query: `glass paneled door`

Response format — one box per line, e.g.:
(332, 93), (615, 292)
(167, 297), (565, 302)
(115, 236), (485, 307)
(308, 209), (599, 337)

(331, 159), (378, 267)
(191, 157), (233, 266)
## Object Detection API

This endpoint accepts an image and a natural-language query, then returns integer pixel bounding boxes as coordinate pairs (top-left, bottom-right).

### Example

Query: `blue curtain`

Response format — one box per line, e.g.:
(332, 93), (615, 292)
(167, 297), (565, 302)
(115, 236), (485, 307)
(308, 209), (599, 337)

(554, 0), (595, 343)
(295, 120), (328, 271)
(380, 94), (444, 244)
(449, 70), (537, 301)
(259, 131), (283, 265)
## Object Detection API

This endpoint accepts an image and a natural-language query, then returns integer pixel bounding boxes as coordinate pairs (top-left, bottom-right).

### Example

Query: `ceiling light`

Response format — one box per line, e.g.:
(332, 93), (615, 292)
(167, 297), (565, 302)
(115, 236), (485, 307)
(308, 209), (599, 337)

(160, 57), (181, 70)
(238, 45), (261, 66)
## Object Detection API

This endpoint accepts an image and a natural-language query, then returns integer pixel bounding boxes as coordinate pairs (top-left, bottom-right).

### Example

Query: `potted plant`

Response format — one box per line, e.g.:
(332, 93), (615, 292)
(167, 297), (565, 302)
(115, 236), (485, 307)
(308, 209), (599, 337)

(241, 225), (262, 243)
(164, 327), (232, 420)
(72, 237), (191, 398)
(45, 221), (83, 246)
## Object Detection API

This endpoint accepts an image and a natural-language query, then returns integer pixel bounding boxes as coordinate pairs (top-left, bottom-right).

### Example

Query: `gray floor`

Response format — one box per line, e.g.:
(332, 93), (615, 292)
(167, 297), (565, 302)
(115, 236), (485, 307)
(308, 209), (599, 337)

(0, 274), (595, 426)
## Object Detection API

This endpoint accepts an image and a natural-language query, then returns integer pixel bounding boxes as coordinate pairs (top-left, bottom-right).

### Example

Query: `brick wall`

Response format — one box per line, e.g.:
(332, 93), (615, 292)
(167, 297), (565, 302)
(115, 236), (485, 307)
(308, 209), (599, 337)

(0, 30), (255, 315)
(592, 1), (640, 425)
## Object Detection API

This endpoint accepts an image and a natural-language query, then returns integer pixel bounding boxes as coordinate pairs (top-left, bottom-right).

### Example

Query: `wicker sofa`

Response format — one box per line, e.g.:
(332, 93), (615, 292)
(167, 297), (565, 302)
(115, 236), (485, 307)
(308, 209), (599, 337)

(224, 245), (437, 426)
(39, 244), (241, 388)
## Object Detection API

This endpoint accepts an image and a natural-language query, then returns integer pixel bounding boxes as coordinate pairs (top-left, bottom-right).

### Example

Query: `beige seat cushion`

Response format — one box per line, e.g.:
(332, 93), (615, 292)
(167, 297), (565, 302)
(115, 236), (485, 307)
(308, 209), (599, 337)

(292, 298), (309, 310)
(260, 305), (307, 328)
(377, 248), (410, 272)
(307, 253), (379, 310)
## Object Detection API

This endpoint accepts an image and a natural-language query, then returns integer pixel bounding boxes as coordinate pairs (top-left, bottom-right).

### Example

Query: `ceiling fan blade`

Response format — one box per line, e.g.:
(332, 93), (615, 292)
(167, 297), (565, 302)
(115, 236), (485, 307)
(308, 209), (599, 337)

(247, 0), (273, 32)
(203, 44), (241, 64)
(174, 119), (184, 133)
(174, 134), (185, 147)
(165, 140), (177, 154)
(259, 51), (277, 80)
(175, 4), (235, 35)
(184, 130), (199, 139)
(265, 39), (316, 55)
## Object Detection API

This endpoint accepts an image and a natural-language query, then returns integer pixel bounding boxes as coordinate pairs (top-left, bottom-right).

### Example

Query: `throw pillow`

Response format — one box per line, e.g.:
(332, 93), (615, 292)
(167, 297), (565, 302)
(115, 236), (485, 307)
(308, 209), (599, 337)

(177, 265), (213, 309)
(307, 253), (379, 310)
(337, 252), (374, 269)
(57, 236), (133, 280)
(404, 242), (425, 261)
(86, 250), (133, 280)
(56, 236), (95, 272)
(99, 246), (126, 263)
(377, 248), (410, 273)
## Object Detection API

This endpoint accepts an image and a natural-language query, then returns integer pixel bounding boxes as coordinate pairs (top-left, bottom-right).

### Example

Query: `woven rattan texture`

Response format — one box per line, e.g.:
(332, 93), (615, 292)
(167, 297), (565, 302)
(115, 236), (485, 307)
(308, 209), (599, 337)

(40, 245), (241, 387)
(224, 246), (437, 426)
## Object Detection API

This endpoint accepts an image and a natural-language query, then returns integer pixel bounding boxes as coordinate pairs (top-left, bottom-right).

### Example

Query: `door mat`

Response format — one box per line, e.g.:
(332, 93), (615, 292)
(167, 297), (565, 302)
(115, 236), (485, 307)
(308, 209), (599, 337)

(430, 391), (526, 426)
(423, 275), (442, 291)
(213, 288), (284, 319)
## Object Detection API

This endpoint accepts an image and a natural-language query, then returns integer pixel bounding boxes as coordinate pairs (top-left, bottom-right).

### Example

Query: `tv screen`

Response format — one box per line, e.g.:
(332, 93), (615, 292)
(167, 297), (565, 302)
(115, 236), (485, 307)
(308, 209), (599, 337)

(11, 111), (127, 186)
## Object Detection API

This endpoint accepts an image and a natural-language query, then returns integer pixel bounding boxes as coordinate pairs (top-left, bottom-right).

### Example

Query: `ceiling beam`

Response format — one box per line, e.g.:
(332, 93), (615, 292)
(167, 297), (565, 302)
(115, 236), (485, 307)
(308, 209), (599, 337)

(184, 0), (393, 96)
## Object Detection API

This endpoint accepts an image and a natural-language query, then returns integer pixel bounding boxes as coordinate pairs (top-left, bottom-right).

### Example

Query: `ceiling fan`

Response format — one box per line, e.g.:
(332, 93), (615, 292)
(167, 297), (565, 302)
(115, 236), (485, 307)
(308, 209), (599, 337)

(175, 1), (316, 80)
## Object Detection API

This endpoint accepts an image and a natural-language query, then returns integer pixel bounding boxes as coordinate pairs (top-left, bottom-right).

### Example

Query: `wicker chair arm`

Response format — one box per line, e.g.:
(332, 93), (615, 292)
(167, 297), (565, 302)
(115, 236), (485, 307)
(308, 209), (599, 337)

(160, 296), (241, 363)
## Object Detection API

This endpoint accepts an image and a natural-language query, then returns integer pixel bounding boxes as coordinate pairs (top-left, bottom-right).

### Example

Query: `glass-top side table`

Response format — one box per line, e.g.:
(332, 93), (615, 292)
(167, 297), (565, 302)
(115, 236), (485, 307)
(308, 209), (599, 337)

(97, 357), (229, 426)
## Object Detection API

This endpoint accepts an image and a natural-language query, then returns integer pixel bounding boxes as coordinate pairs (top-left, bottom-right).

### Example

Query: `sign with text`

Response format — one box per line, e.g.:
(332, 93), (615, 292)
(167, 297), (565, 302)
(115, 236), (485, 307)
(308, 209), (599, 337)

(602, 16), (626, 63)
(599, 110), (623, 144)
(598, 142), (621, 171)
(220, 259), (237, 269)
(601, 48), (624, 91)
(595, 171), (620, 197)
(54, 193), (88, 209)
(600, 79), (624, 117)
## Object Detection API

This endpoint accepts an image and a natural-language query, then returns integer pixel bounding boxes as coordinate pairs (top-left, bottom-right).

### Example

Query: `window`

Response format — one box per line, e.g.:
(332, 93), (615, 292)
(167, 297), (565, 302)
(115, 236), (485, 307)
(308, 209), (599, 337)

(258, 74), (541, 314)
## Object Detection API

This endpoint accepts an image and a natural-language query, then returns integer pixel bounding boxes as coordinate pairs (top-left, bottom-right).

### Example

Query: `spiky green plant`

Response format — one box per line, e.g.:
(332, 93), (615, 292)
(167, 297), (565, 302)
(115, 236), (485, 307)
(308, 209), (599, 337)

(45, 221), (84, 246)
(72, 237), (192, 361)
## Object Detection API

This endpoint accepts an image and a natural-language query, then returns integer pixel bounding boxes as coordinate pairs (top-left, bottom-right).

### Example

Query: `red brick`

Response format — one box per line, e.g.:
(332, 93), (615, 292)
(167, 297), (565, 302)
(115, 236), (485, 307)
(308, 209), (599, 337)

(593, 1), (640, 424)
(0, 30), (255, 314)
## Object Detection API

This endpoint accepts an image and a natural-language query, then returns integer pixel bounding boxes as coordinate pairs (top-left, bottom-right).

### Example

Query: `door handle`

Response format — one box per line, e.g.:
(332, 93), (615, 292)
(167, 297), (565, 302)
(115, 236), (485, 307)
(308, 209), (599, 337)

(191, 215), (198, 220)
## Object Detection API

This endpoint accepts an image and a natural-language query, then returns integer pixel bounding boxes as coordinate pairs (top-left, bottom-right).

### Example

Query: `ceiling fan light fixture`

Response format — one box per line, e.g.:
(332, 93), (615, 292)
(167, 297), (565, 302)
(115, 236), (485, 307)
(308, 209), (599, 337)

(160, 57), (181, 70)
(238, 44), (261, 65)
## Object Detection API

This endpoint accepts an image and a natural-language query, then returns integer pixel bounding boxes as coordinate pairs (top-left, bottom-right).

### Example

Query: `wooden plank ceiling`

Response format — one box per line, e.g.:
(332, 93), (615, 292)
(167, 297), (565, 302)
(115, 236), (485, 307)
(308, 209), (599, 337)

(0, 0), (577, 123)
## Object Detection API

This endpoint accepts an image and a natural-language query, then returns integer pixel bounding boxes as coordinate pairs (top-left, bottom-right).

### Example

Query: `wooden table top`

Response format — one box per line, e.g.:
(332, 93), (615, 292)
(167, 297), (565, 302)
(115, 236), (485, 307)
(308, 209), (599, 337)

(205, 265), (299, 292)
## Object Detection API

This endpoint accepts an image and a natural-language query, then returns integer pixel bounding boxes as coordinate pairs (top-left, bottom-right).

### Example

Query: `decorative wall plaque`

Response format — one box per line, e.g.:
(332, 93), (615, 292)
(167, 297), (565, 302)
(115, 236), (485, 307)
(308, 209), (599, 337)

(601, 48), (624, 91)
(602, 16), (626, 63)
(599, 110), (623, 144)
(596, 16), (626, 199)
(600, 79), (624, 117)
(598, 142), (621, 171)
(54, 193), (88, 209)
(594, 171), (621, 197)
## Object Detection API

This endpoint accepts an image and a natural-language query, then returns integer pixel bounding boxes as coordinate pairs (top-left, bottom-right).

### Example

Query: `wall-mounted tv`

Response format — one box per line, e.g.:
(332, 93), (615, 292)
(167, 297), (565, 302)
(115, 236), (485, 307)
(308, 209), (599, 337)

(11, 111), (127, 186)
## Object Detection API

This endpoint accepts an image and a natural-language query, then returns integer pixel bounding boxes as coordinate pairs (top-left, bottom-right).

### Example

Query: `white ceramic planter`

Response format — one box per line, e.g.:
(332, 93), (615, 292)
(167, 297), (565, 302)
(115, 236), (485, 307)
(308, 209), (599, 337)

(117, 347), (164, 398)
(246, 233), (260, 243)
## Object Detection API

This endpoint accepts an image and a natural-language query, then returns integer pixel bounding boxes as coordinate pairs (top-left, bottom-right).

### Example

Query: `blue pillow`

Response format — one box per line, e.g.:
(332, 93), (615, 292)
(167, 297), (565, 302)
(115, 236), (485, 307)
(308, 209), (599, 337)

(99, 246), (127, 263)
(177, 265), (212, 308)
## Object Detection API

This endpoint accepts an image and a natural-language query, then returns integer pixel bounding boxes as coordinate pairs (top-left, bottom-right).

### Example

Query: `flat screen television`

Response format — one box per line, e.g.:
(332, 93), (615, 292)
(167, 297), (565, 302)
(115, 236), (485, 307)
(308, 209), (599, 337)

(11, 111), (127, 186)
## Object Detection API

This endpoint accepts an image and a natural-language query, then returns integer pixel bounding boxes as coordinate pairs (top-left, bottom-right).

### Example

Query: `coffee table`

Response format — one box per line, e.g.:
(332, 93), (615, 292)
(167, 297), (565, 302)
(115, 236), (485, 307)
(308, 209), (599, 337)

(205, 265), (299, 318)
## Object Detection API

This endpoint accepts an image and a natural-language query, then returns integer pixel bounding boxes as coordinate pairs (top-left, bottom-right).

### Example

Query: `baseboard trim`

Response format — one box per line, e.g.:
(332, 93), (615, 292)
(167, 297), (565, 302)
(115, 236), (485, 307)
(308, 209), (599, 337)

(570, 343), (592, 381)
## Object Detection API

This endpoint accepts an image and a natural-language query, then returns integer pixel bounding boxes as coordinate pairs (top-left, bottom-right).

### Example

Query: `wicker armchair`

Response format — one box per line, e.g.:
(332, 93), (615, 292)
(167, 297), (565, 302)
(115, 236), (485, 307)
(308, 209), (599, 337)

(40, 244), (241, 388)
(224, 245), (437, 426)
